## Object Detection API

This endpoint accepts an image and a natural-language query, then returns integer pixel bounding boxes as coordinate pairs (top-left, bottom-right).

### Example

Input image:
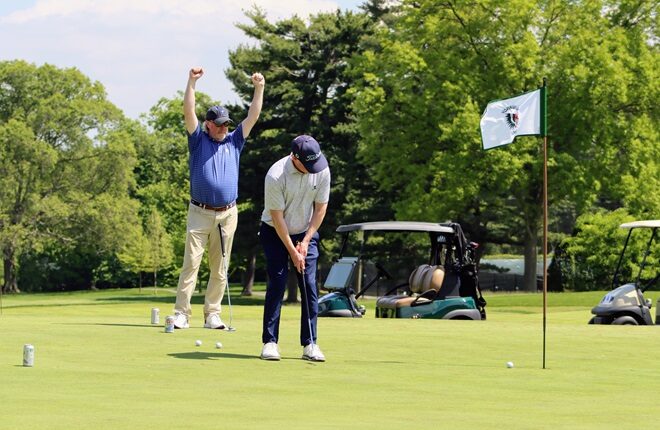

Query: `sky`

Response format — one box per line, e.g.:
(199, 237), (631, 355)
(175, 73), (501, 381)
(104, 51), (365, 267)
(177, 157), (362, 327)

(0, 0), (366, 119)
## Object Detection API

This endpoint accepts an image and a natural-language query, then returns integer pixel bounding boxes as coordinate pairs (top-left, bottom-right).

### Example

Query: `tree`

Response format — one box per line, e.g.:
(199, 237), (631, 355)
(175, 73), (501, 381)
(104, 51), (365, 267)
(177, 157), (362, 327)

(0, 119), (57, 292)
(144, 207), (174, 291)
(0, 60), (140, 292)
(225, 6), (388, 297)
(350, 0), (659, 291)
(560, 209), (659, 291)
(117, 222), (151, 292)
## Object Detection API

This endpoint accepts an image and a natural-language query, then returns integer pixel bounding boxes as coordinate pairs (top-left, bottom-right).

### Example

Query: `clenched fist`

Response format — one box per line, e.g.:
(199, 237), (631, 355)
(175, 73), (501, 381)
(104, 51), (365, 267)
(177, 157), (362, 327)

(251, 72), (265, 88)
(189, 67), (204, 80)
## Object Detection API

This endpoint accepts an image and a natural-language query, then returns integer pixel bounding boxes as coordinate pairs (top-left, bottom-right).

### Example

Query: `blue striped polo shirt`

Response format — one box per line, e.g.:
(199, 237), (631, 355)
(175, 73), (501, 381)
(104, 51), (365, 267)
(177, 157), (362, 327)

(188, 123), (245, 207)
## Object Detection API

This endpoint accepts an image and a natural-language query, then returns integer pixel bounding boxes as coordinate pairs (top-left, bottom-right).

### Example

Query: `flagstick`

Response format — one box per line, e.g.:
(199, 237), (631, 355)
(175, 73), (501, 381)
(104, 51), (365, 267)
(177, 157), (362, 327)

(479, 80), (548, 368)
(541, 78), (548, 370)
(542, 134), (548, 369)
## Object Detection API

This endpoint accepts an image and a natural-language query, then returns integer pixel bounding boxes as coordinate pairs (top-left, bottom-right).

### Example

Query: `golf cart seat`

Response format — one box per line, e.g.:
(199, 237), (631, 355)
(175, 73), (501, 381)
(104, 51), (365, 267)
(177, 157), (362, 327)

(375, 263), (482, 319)
(376, 265), (446, 309)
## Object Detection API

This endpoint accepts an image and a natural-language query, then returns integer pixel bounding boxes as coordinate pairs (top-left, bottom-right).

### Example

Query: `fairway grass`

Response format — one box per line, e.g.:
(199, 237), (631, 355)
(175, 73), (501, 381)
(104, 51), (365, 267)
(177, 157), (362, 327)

(2, 288), (660, 429)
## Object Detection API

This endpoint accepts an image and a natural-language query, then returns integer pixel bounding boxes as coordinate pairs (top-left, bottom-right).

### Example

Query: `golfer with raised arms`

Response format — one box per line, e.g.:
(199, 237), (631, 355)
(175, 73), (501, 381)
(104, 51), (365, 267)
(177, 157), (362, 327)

(259, 135), (330, 361)
(171, 67), (264, 330)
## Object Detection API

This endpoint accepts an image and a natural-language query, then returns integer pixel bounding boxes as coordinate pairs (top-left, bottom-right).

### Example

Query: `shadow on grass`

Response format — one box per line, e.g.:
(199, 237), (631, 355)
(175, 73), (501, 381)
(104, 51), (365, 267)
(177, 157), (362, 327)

(97, 295), (265, 306)
(56, 323), (156, 327)
(168, 351), (260, 360)
(167, 352), (314, 362)
(94, 323), (155, 328)
(344, 359), (406, 365)
(2, 302), (124, 310)
(496, 309), (537, 315)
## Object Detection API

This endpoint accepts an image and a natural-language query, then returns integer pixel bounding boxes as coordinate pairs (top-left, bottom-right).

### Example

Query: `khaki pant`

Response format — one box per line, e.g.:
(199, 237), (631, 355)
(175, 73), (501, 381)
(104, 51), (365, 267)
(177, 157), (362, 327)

(174, 203), (238, 319)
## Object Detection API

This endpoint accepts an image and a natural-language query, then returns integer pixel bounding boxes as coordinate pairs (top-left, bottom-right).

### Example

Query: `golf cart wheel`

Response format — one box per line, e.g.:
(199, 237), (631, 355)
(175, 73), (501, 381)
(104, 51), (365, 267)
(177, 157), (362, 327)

(612, 316), (638, 325)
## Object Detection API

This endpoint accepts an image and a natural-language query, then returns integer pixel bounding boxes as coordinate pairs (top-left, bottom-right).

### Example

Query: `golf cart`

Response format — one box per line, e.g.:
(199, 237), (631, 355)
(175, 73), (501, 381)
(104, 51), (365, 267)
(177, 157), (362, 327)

(318, 221), (486, 320)
(589, 220), (660, 325)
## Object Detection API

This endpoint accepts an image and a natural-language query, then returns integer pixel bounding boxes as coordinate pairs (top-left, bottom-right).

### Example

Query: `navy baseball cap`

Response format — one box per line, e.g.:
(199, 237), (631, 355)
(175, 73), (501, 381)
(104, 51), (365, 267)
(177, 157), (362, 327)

(291, 135), (328, 173)
(205, 105), (233, 125)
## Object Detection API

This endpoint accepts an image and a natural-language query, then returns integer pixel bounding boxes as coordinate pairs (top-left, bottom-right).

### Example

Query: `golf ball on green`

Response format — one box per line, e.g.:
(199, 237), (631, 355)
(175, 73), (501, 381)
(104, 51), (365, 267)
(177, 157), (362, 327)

(195, 340), (202, 346)
(506, 361), (514, 368)
(215, 342), (223, 349)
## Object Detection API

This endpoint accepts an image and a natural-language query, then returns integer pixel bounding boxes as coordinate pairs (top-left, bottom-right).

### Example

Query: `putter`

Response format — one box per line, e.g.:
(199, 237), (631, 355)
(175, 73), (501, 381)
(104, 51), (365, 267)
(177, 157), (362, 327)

(300, 271), (316, 353)
(218, 224), (236, 332)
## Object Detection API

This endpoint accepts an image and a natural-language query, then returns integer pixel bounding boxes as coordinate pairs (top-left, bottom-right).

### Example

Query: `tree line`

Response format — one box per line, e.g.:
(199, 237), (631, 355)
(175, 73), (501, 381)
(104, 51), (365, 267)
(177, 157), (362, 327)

(1, 0), (658, 294)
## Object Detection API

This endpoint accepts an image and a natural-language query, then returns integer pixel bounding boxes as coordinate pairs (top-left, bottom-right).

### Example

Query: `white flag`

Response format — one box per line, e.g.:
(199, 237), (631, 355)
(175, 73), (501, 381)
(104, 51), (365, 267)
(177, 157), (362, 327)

(480, 89), (542, 150)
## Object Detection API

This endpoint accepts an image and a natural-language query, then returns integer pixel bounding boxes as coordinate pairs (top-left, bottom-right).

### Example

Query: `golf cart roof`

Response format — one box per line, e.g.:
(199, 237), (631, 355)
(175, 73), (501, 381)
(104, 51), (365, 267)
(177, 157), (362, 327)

(336, 221), (455, 234)
(620, 220), (660, 229)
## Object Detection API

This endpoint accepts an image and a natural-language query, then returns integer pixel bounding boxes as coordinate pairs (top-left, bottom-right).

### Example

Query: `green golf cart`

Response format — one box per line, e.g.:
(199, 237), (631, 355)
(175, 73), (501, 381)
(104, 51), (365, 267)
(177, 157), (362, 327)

(318, 221), (486, 320)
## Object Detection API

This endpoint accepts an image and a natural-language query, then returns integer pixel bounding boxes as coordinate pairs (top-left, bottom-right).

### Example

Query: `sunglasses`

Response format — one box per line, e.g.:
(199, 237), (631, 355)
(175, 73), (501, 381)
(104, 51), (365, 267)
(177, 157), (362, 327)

(208, 120), (231, 128)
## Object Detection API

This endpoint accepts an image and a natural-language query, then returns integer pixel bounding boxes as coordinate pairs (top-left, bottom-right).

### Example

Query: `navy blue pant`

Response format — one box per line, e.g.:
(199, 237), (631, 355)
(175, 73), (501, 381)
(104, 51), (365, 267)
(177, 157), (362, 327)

(260, 222), (319, 346)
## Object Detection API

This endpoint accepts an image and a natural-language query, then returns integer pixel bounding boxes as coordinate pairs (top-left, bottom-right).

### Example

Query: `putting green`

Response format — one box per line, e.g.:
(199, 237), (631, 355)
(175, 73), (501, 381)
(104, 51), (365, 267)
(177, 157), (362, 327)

(1, 288), (659, 429)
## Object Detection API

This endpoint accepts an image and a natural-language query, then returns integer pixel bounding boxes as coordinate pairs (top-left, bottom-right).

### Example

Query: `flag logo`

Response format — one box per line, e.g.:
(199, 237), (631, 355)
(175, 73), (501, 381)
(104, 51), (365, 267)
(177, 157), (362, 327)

(503, 106), (520, 132)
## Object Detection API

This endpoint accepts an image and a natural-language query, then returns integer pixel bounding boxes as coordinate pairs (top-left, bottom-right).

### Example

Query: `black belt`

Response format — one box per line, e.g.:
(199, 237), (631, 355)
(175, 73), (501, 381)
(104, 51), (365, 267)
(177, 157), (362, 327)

(190, 199), (236, 212)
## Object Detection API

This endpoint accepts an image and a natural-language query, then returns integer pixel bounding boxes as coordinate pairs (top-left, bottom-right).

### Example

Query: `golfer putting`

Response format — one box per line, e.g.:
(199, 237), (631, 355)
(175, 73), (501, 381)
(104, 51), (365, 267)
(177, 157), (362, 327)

(259, 135), (331, 362)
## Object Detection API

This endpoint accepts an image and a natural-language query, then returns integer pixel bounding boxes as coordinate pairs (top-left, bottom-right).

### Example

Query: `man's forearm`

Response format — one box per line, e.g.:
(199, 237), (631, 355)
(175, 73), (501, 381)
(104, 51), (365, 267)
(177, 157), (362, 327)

(302, 203), (327, 244)
(183, 78), (199, 135)
(242, 85), (264, 137)
(247, 85), (263, 120)
(184, 79), (196, 115)
(271, 211), (297, 255)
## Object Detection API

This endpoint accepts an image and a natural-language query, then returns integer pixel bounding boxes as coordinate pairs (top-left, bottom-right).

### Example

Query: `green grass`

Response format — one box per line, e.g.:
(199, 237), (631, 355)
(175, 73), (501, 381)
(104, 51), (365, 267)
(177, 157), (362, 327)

(2, 287), (660, 429)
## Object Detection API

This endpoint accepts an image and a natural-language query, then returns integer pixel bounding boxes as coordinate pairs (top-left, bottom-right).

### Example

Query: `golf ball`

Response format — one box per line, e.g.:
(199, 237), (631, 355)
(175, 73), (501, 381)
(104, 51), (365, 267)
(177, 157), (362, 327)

(215, 342), (223, 349)
(195, 340), (202, 347)
(506, 361), (514, 368)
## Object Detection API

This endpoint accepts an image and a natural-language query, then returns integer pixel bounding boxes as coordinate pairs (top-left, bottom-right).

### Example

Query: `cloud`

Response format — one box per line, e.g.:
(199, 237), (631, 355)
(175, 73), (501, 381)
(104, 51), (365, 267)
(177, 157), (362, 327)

(0, 0), (349, 119)
(2, 0), (341, 23)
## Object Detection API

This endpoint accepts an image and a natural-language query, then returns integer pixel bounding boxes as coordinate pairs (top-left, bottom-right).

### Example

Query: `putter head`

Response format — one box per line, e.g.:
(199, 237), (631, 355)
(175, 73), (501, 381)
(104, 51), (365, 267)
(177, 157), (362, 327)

(224, 326), (237, 332)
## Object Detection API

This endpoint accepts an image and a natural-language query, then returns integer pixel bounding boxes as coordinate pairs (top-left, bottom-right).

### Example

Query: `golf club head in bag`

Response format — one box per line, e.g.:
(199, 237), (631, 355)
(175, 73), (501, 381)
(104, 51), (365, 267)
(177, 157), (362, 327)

(218, 224), (236, 332)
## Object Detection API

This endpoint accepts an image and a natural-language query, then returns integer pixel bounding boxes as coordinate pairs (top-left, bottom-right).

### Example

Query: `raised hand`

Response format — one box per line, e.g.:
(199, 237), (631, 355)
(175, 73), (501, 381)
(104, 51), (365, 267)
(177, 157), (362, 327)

(189, 67), (204, 81)
(251, 72), (265, 88)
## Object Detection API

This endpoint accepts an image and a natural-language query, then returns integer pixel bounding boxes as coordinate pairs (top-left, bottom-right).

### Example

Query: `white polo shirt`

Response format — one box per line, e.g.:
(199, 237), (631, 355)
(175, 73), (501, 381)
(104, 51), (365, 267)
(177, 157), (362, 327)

(261, 155), (331, 235)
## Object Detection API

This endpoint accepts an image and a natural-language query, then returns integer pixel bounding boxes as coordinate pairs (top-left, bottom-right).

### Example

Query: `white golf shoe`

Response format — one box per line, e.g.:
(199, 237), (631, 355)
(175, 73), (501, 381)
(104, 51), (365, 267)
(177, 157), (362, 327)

(173, 312), (189, 329)
(302, 344), (325, 362)
(260, 342), (281, 361)
(204, 314), (226, 330)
